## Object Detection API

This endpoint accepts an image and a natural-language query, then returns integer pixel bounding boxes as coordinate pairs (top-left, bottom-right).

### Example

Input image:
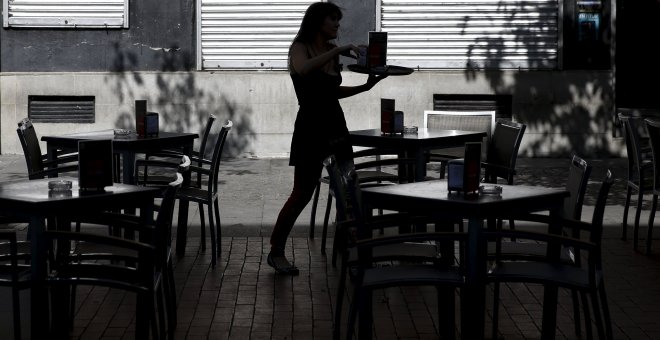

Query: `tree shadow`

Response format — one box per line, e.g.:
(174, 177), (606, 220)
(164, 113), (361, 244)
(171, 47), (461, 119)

(462, 1), (613, 158)
(106, 42), (255, 158)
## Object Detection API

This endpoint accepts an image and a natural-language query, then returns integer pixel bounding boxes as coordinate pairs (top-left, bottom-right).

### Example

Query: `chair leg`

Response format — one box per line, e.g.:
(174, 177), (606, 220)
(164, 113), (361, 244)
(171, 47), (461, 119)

(310, 182), (321, 239)
(572, 289), (582, 338)
(437, 287), (455, 340)
(492, 282), (501, 340)
(579, 291), (593, 340)
(334, 257), (348, 340)
(214, 199), (222, 256)
(439, 162), (447, 179)
(622, 186), (632, 240)
(346, 286), (365, 340)
(589, 288), (606, 340)
(207, 203), (217, 267)
(164, 262), (177, 336)
(598, 281), (614, 340)
(11, 286), (21, 340)
(156, 283), (167, 340)
(199, 203), (206, 252)
(634, 189), (644, 251)
(647, 194), (658, 255)
(322, 193), (333, 256)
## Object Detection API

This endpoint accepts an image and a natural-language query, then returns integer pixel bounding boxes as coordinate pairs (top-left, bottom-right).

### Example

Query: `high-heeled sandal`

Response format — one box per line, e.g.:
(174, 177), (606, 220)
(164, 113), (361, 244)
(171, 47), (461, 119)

(267, 252), (300, 275)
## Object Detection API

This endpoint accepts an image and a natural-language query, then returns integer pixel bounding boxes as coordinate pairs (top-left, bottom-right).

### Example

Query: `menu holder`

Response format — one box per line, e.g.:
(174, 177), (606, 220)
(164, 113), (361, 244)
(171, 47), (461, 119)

(78, 139), (114, 192)
(381, 98), (395, 134)
(135, 100), (147, 137)
(145, 112), (159, 137)
(368, 31), (387, 68)
(447, 142), (481, 196)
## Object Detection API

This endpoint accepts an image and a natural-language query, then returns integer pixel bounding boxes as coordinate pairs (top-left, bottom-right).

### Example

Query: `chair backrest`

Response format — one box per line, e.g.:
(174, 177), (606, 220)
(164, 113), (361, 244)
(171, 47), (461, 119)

(619, 113), (648, 181)
(424, 110), (495, 158)
(207, 120), (233, 194)
(562, 154), (592, 221)
(588, 170), (614, 247)
(324, 155), (363, 223)
(645, 118), (660, 189)
(154, 171), (184, 269)
(16, 118), (45, 176)
(484, 120), (526, 184)
(198, 114), (217, 160)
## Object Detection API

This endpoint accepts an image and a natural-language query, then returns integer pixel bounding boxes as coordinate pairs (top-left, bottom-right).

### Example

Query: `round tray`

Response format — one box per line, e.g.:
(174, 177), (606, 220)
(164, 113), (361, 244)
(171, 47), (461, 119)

(347, 64), (414, 76)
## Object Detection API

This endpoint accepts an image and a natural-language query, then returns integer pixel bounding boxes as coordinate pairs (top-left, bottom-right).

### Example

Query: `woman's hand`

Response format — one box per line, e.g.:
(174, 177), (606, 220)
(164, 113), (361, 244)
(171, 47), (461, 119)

(366, 73), (388, 89)
(337, 44), (360, 59)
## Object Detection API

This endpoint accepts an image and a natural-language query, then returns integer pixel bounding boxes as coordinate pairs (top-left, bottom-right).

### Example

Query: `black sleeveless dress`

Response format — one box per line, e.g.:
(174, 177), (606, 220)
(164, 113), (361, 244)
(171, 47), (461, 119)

(288, 64), (352, 166)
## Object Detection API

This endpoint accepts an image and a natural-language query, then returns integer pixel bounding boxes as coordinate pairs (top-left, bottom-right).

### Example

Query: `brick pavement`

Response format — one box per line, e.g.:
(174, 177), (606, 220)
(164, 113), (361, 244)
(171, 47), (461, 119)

(1, 155), (660, 339)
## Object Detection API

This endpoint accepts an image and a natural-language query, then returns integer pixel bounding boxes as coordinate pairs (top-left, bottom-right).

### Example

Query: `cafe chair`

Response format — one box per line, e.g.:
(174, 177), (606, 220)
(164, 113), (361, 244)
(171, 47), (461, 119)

(482, 120), (526, 186)
(0, 230), (31, 340)
(487, 170), (614, 340)
(175, 120), (232, 267)
(423, 110), (495, 178)
(618, 114), (654, 250)
(310, 148), (413, 256)
(643, 118), (660, 254)
(490, 154), (592, 337)
(142, 114), (216, 188)
(323, 155), (458, 340)
(16, 118), (78, 180)
(50, 173), (183, 339)
(342, 220), (466, 340)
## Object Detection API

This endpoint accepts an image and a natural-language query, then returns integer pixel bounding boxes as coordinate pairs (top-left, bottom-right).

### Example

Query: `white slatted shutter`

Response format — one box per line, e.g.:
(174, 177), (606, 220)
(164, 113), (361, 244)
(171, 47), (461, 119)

(380, 0), (559, 69)
(199, 0), (317, 70)
(3, 0), (128, 28)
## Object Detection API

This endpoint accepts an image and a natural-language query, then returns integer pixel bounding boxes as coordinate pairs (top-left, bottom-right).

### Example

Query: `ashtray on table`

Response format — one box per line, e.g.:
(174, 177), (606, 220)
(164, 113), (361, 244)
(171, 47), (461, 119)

(479, 184), (502, 196)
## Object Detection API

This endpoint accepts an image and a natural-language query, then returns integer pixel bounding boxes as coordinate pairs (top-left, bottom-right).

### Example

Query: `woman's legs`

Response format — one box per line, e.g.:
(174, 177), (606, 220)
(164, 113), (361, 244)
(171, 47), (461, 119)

(270, 162), (324, 255)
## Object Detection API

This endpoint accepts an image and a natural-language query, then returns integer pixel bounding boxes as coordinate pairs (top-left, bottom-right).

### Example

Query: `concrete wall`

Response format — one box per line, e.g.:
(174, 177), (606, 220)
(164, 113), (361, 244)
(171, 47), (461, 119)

(1, 69), (622, 158)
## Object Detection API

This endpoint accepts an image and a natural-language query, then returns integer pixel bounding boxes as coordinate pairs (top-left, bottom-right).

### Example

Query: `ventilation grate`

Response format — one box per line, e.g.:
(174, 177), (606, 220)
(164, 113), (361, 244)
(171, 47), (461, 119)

(28, 96), (95, 123)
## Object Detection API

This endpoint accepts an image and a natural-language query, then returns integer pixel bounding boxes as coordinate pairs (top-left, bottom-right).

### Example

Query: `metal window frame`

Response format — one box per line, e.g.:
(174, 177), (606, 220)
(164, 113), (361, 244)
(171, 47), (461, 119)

(2, 0), (129, 28)
(375, 0), (565, 70)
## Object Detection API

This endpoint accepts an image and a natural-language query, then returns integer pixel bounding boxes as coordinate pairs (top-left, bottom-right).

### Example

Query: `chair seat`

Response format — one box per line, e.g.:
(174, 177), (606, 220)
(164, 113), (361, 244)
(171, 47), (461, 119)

(488, 261), (600, 289)
(488, 241), (574, 263)
(362, 264), (464, 288)
(348, 242), (439, 263)
(177, 186), (216, 203)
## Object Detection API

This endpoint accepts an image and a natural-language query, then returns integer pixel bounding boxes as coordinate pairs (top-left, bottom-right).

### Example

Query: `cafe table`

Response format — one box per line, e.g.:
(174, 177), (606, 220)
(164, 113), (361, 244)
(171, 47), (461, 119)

(41, 130), (198, 185)
(360, 180), (569, 340)
(0, 178), (159, 339)
(349, 128), (487, 182)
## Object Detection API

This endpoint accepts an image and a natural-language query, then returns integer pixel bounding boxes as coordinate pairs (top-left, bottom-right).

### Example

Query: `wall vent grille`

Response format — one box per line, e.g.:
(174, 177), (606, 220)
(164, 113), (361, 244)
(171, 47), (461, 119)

(28, 96), (95, 123)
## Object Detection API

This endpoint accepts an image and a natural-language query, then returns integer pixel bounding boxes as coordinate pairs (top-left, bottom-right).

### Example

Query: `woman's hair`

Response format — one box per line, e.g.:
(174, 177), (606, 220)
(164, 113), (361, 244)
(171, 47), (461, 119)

(292, 2), (342, 44)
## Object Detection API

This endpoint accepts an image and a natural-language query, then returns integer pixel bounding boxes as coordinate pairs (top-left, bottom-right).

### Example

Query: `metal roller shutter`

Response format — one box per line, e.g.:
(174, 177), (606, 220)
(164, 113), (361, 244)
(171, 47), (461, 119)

(198, 0), (317, 70)
(3, 0), (128, 28)
(380, 0), (559, 69)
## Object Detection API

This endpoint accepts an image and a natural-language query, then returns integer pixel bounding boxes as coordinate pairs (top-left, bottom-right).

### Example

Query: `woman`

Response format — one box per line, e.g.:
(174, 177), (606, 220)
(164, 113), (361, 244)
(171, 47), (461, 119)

(268, 2), (387, 274)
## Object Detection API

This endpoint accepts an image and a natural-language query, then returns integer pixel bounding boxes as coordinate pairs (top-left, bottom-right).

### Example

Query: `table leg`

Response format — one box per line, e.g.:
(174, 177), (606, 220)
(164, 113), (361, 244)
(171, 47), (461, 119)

(122, 152), (136, 185)
(30, 216), (50, 338)
(461, 217), (485, 339)
(46, 145), (58, 178)
(176, 142), (194, 256)
(411, 148), (427, 182)
(541, 209), (562, 340)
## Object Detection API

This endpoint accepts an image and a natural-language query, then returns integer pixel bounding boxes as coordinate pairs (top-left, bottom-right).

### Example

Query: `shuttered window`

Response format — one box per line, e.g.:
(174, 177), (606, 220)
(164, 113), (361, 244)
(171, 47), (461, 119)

(380, 0), (559, 69)
(2, 0), (128, 28)
(198, 0), (317, 70)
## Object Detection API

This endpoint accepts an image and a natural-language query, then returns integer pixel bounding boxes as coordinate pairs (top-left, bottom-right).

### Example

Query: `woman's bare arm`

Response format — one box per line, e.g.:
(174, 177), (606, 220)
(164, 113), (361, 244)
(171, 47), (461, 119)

(337, 74), (388, 99)
(290, 42), (357, 76)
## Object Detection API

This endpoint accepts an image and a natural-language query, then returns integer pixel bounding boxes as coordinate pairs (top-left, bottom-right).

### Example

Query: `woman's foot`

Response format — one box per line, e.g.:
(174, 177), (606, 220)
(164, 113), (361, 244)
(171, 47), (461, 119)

(267, 252), (300, 275)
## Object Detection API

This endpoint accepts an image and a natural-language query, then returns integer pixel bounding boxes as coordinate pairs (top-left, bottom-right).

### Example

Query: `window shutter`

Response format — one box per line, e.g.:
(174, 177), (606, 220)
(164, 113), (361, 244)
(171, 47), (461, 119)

(199, 0), (317, 70)
(380, 0), (559, 69)
(3, 0), (128, 28)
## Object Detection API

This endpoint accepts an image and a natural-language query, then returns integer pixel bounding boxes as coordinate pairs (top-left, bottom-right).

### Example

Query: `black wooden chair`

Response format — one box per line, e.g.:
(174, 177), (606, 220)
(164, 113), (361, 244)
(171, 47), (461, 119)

(50, 173), (183, 339)
(487, 170), (614, 340)
(489, 154), (592, 338)
(482, 120), (526, 185)
(16, 118), (78, 180)
(175, 120), (232, 267)
(0, 230), (31, 340)
(618, 113), (654, 247)
(323, 155), (459, 339)
(643, 118), (660, 254)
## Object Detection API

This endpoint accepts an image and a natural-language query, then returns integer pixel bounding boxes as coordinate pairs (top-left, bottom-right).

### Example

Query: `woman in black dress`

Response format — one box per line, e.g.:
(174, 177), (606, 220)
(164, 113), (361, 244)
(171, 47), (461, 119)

(268, 2), (387, 274)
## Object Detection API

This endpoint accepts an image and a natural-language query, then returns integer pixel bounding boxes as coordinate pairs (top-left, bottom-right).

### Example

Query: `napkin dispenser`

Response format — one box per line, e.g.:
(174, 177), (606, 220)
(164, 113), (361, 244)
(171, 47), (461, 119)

(145, 112), (159, 137)
(447, 142), (481, 195)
